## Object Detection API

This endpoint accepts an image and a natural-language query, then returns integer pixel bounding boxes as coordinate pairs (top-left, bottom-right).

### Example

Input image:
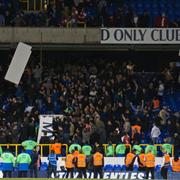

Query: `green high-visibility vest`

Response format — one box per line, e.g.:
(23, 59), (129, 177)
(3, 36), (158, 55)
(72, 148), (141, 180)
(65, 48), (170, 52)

(145, 145), (157, 156)
(115, 144), (126, 155)
(21, 140), (37, 150)
(106, 145), (114, 156)
(162, 144), (172, 154)
(133, 145), (142, 155)
(16, 153), (31, 164)
(82, 145), (92, 156)
(69, 144), (81, 153)
(1, 152), (15, 166)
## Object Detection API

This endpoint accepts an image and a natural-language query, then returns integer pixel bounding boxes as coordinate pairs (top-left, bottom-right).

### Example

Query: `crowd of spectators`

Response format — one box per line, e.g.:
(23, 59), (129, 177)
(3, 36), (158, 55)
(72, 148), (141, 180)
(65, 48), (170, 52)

(0, 0), (180, 27)
(0, 56), (179, 156)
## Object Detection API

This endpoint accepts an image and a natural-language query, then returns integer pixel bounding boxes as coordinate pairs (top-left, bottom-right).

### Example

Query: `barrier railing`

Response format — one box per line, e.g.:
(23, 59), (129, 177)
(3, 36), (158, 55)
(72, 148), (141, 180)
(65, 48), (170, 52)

(103, 144), (132, 156)
(0, 144), (68, 157)
(19, 0), (47, 11)
(139, 144), (174, 157)
(0, 144), (174, 157)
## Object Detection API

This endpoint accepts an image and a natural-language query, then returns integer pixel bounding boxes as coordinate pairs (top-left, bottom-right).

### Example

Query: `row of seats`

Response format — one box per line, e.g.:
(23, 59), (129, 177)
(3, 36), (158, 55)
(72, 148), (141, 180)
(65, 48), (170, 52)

(124, 0), (180, 20)
(104, 164), (171, 172)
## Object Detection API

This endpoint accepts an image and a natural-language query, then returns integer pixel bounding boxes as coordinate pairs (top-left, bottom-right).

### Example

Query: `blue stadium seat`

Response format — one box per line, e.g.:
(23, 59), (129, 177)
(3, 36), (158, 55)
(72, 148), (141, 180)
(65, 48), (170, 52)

(121, 165), (126, 171)
(104, 164), (113, 171)
(113, 165), (121, 171)
(40, 162), (48, 171)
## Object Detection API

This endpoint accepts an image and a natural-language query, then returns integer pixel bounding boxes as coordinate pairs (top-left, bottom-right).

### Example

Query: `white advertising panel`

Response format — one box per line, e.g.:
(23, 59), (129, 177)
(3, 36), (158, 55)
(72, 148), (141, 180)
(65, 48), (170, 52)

(101, 28), (180, 44)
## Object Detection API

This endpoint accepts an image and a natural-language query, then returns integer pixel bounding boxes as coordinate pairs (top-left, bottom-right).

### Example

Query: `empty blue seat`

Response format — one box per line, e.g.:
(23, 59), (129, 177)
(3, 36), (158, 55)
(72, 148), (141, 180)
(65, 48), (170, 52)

(113, 165), (121, 171)
(121, 165), (126, 171)
(40, 162), (48, 171)
(104, 164), (113, 171)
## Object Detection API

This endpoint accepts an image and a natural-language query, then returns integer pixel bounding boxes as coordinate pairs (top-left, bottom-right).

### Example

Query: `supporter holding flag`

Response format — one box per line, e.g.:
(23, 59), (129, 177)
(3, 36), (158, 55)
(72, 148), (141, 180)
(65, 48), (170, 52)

(16, 148), (31, 178)
(21, 139), (37, 155)
(1, 148), (15, 178)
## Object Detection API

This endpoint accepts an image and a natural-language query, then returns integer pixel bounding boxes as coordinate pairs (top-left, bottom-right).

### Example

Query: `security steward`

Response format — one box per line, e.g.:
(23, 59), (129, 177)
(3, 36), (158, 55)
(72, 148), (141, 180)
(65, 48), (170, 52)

(137, 149), (146, 171)
(16, 149), (32, 178)
(1, 148), (15, 178)
(125, 150), (136, 171)
(76, 150), (87, 178)
(172, 156), (180, 172)
(92, 149), (104, 178)
(145, 149), (155, 179)
(65, 150), (75, 178)
(161, 150), (170, 179)
(47, 150), (58, 178)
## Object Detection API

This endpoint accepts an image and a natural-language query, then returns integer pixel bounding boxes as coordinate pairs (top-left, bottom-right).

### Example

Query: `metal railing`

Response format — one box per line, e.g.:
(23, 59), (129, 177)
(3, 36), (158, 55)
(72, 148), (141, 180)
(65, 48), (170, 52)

(0, 144), (174, 157)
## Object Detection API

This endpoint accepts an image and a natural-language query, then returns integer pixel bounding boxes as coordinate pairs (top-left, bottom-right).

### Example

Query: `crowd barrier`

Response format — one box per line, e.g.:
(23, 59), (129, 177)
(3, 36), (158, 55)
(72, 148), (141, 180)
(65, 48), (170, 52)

(0, 144), (174, 157)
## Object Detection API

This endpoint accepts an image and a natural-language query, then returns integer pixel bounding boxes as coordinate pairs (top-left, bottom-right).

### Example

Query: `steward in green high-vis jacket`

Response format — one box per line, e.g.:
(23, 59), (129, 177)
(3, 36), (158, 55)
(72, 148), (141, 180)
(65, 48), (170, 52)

(106, 143), (114, 157)
(82, 145), (92, 156)
(0, 146), (3, 156)
(21, 140), (37, 150)
(21, 140), (37, 155)
(1, 149), (15, 178)
(162, 144), (172, 154)
(115, 144), (126, 156)
(133, 145), (142, 155)
(16, 151), (32, 178)
(69, 144), (81, 153)
(145, 145), (157, 156)
(16, 152), (31, 164)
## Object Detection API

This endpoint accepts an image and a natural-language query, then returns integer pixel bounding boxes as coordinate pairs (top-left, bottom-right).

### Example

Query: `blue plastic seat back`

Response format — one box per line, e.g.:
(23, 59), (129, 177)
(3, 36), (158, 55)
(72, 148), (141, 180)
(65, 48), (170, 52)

(40, 162), (48, 171)
(113, 165), (121, 171)
(104, 164), (113, 171)
(121, 165), (126, 171)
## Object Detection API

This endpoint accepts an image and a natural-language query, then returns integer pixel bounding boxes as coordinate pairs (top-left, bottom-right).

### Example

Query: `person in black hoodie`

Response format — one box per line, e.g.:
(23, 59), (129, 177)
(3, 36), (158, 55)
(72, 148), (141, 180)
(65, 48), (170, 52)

(30, 148), (40, 178)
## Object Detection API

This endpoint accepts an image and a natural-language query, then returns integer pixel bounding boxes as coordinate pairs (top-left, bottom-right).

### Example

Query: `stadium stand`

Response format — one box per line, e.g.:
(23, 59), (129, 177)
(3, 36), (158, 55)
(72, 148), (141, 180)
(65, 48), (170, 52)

(0, 56), (179, 158)
(0, 0), (180, 27)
